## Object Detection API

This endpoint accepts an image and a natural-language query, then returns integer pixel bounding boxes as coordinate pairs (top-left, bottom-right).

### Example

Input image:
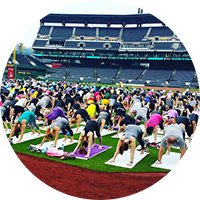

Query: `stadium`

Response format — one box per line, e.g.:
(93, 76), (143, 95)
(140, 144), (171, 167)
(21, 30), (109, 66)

(4, 12), (198, 89)
(1, 11), (200, 200)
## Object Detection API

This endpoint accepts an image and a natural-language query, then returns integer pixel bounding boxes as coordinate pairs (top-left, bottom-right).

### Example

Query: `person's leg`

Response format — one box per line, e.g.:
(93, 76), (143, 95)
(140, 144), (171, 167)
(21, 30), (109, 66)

(100, 119), (106, 133)
(166, 146), (171, 155)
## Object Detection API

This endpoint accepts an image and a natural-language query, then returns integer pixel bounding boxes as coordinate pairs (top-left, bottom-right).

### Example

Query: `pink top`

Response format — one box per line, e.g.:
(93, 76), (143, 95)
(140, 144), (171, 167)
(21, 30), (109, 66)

(16, 94), (22, 99)
(147, 113), (163, 128)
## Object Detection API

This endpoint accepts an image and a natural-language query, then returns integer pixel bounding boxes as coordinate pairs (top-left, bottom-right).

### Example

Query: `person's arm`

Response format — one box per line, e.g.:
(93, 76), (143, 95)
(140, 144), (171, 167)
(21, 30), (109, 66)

(180, 148), (186, 159)
(116, 127), (121, 136)
(156, 146), (165, 164)
(76, 116), (82, 133)
(85, 134), (92, 158)
(66, 126), (74, 143)
(53, 128), (60, 147)
(109, 139), (123, 163)
(39, 127), (50, 146)
(163, 118), (168, 127)
(42, 118), (48, 128)
(9, 122), (18, 139)
(127, 137), (136, 166)
(17, 122), (26, 143)
(71, 134), (83, 154)
(39, 136), (47, 146)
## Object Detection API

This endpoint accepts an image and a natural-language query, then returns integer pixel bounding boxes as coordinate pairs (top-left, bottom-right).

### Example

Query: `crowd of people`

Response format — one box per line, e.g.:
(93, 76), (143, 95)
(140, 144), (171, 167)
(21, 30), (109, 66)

(0, 78), (199, 166)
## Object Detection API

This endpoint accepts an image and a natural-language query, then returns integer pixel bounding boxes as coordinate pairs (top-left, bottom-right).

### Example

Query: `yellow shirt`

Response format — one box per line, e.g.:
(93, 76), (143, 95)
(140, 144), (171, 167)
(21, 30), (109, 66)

(86, 104), (96, 118)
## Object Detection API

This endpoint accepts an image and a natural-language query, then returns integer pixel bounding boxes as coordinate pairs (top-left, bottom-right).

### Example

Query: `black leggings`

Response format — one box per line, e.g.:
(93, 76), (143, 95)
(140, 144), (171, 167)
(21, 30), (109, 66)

(13, 106), (25, 123)
(136, 134), (145, 150)
(2, 107), (11, 122)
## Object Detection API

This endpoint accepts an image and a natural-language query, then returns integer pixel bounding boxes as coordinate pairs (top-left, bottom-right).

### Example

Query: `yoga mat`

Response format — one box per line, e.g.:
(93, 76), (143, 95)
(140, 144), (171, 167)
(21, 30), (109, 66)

(40, 126), (85, 134)
(31, 138), (78, 150)
(94, 129), (116, 138)
(36, 120), (44, 125)
(139, 124), (145, 132)
(71, 126), (85, 134)
(70, 144), (112, 160)
(151, 152), (181, 170)
(111, 132), (123, 139)
(80, 121), (86, 126)
(40, 126), (48, 131)
(4, 129), (11, 135)
(105, 149), (149, 169)
(11, 132), (45, 144)
(144, 134), (164, 143)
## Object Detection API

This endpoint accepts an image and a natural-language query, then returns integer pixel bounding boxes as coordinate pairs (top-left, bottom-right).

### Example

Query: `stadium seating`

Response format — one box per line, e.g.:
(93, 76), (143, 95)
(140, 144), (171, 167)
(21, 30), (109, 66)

(75, 27), (96, 38)
(98, 27), (121, 38)
(38, 26), (51, 36)
(47, 66), (68, 80)
(51, 26), (73, 39)
(97, 67), (118, 79)
(148, 27), (173, 37)
(140, 69), (173, 81)
(118, 67), (144, 81)
(68, 66), (95, 78)
(122, 27), (149, 42)
(172, 70), (195, 82)
(32, 40), (48, 47)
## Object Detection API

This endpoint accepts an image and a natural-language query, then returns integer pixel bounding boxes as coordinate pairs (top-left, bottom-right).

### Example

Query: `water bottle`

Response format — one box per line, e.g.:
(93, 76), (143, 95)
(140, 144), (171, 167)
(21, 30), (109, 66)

(61, 144), (64, 151)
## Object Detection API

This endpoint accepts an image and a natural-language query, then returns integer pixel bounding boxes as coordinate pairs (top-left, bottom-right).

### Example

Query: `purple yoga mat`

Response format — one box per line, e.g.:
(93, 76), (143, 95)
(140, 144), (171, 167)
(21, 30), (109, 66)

(71, 144), (112, 160)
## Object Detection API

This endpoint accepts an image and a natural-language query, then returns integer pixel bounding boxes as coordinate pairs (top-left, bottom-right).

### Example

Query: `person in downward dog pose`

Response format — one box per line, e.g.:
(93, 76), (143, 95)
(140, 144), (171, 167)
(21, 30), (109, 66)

(40, 117), (74, 147)
(9, 111), (41, 143)
(71, 120), (102, 158)
(109, 124), (145, 167)
(42, 107), (68, 128)
(156, 124), (186, 165)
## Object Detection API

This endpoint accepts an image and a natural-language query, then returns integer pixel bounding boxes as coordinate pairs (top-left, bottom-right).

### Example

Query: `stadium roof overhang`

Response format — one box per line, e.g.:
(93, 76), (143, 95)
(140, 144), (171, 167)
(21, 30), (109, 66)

(40, 13), (163, 25)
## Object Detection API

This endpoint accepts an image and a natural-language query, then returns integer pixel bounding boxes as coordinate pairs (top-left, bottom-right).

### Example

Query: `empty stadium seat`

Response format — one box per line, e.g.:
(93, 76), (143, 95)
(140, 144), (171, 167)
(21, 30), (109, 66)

(122, 27), (148, 42)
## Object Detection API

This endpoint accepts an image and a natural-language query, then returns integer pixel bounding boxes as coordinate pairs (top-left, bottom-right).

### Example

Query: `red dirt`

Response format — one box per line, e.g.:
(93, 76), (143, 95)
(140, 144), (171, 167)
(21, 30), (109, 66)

(16, 152), (168, 200)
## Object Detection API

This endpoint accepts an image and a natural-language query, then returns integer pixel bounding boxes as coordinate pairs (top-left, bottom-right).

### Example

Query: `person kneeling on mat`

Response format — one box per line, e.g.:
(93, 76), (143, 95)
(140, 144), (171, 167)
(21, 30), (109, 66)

(39, 117), (74, 147)
(71, 120), (102, 158)
(9, 111), (41, 143)
(109, 124), (145, 167)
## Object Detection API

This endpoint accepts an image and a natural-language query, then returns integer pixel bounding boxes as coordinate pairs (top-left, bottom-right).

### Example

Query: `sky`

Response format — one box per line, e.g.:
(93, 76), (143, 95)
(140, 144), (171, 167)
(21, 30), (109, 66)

(21, 0), (138, 47)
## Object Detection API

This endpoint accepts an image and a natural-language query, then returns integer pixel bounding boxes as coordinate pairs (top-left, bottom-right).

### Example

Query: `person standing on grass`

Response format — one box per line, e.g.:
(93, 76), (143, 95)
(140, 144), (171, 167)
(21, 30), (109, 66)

(9, 111), (41, 143)
(109, 124), (145, 167)
(71, 120), (102, 158)
(156, 124), (186, 165)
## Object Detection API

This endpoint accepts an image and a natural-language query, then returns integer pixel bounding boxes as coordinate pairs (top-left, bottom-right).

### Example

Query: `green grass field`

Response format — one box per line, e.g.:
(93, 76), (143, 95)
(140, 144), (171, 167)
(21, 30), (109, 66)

(6, 122), (182, 173)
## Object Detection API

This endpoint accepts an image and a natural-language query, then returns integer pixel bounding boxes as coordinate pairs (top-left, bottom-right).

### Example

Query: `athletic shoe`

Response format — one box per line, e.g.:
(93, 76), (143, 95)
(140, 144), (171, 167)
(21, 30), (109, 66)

(60, 154), (76, 160)
(156, 144), (160, 149)
(145, 148), (150, 153)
